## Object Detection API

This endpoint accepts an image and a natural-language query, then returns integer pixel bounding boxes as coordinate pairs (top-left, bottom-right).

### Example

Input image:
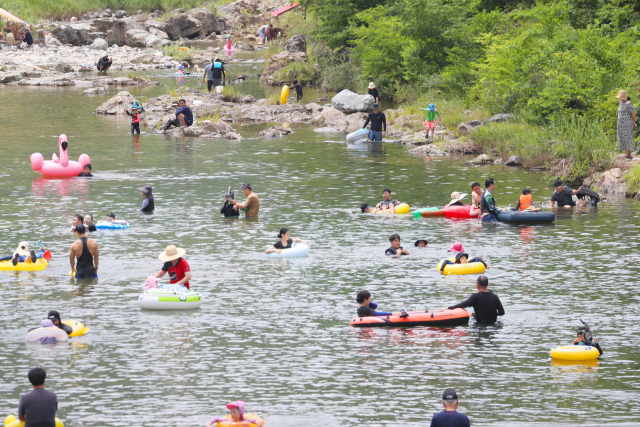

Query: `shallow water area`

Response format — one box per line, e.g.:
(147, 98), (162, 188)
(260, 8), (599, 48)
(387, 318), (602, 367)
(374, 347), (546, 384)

(0, 59), (640, 427)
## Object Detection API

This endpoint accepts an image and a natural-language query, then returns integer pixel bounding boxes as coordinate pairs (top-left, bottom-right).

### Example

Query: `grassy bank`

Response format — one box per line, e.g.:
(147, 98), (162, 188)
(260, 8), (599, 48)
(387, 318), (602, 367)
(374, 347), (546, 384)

(6, 0), (205, 22)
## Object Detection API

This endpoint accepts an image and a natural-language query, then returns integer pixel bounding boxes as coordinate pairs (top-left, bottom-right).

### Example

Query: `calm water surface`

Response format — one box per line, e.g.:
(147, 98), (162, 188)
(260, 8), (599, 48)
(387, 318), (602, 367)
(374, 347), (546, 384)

(0, 57), (639, 427)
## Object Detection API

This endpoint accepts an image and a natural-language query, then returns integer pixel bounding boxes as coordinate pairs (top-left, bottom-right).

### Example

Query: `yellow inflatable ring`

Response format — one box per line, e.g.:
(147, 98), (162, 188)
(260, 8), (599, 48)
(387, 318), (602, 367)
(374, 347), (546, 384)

(373, 203), (411, 215)
(62, 320), (89, 337)
(550, 345), (600, 361)
(5, 414), (63, 427)
(280, 85), (289, 105)
(0, 258), (48, 272)
(214, 414), (263, 427)
(436, 258), (486, 275)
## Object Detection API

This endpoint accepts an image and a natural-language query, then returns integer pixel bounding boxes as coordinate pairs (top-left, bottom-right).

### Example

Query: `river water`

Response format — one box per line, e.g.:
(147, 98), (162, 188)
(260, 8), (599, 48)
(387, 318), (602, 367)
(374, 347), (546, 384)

(1, 50), (640, 427)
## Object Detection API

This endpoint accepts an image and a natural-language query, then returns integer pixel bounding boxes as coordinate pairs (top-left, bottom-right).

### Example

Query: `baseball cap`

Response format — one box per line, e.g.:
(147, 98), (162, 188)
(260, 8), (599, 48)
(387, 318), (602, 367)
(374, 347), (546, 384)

(442, 388), (458, 400)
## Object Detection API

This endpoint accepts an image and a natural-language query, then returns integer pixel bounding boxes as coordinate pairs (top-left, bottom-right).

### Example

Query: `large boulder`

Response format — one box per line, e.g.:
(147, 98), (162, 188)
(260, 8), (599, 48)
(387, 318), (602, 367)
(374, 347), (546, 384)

(115, 10), (127, 18)
(94, 91), (139, 114)
(259, 126), (294, 137)
(313, 107), (348, 131)
(505, 155), (524, 166)
(151, 11), (225, 40)
(0, 73), (22, 84)
(83, 87), (108, 95)
(464, 153), (494, 166)
(91, 19), (127, 46)
(583, 168), (627, 195)
(487, 113), (516, 123)
(408, 144), (447, 156)
(50, 23), (98, 45)
(331, 89), (375, 114)
(18, 77), (75, 86)
(45, 35), (62, 46)
(125, 29), (162, 48)
(285, 35), (306, 53)
(90, 37), (108, 50)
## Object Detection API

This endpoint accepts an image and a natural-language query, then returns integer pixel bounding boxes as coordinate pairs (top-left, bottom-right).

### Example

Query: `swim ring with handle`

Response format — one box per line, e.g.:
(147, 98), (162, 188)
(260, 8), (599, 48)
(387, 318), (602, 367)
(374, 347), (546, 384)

(5, 414), (63, 427)
(267, 242), (310, 258)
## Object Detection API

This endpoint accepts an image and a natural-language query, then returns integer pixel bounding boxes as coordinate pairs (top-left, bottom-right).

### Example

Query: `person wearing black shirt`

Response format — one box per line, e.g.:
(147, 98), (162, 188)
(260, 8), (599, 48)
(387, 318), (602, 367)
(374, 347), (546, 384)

(83, 214), (98, 232)
(550, 179), (587, 208)
(47, 310), (73, 335)
(292, 79), (303, 102)
(21, 30), (33, 48)
(363, 103), (386, 141)
(368, 82), (379, 103)
(265, 227), (308, 254)
(430, 388), (470, 427)
(448, 275), (504, 324)
(69, 214), (95, 232)
(97, 55), (112, 72)
(385, 233), (409, 256)
(78, 164), (93, 177)
(220, 188), (239, 217)
(376, 187), (401, 214)
(356, 290), (393, 317)
(163, 99), (193, 132)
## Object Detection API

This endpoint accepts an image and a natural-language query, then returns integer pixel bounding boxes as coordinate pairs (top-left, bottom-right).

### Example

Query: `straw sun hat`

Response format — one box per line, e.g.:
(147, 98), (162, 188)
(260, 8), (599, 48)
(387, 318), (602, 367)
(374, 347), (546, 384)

(158, 245), (186, 262)
(450, 192), (466, 203)
(616, 90), (628, 100)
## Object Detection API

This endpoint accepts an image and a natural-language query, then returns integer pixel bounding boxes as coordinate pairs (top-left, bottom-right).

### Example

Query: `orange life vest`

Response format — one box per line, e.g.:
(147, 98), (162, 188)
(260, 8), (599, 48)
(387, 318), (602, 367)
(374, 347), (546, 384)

(519, 194), (532, 211)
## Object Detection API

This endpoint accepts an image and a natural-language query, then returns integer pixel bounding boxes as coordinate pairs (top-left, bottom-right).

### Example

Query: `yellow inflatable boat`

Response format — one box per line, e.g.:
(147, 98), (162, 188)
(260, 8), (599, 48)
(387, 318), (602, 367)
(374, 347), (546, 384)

(373, 203), (411, 215)
(436, 258), (486, 275)
(62, 320), (89, 337)
(5, 414), (63, 427)
(550, 345), (600, 361)
(0, 258), (48, 272)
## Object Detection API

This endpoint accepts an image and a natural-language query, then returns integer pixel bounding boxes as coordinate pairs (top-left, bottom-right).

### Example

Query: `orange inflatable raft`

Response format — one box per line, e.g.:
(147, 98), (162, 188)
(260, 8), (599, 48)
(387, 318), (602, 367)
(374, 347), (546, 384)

(351, 308), (469, 327)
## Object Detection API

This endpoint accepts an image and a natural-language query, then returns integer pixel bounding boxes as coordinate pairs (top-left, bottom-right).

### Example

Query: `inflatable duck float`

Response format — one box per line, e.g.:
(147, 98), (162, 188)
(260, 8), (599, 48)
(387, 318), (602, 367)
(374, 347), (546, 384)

(31, 134), (90, 178)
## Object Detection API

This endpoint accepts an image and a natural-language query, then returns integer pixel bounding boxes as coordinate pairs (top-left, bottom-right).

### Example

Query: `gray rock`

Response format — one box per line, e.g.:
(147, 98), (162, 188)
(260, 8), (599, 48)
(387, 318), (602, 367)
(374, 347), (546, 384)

(94, 90), (139, 114)
(457, 122), (476, 134)
(223, 132), (243, 140)
(54, 64), (73, 73)
(583, 168), (627, 195)
(82, 87), (108, 94)
(494, 158), (503, 165)
(467, 120), (482, 127)
(331, 89), (375, 114)
(505, 155), (524, 166)
(18, 77), (75, 86)
(182, 126), (203, 137)
(103, 9), (113, 17)
(45, 35), (62, 46)
(91, 19), (127, 46)
(90, 37), (108, 50)
(201, 120), (233, 134)
(164, 62), (174, 68)
(259, 126), (294, 137)
(17, 66), (42, 78)
(464, 154), (494, 166)
(149, 27), (169, 39)
(115, 10), (127, 18)
(0, 73), (22, 84)
(285, 35), (306, 53)
(408, 144), (447, 156)
(150, 11), (225, 40)
(125, 29), (152, 47)
(487, 113), (516, 123)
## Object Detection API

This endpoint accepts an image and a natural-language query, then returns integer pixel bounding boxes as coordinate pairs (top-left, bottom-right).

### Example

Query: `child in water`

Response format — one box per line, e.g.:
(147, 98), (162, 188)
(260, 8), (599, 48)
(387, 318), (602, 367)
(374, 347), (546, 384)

(385, 234), (409, 256)
(220, 187), (239, 218)
(0, 241), (42, 266)
(439, 252), (487, 272)
(574, 324), (603, 355)
(292, 79), (303, 102)
(37, 319), (58, 344)
(265, 228), (308, 254)
(513, 188), (536, 211)
(414, 239), (428, 247)
(356, 290), (394, 317)
(206, 401), (264, 427)
(125, 106), (141, 134)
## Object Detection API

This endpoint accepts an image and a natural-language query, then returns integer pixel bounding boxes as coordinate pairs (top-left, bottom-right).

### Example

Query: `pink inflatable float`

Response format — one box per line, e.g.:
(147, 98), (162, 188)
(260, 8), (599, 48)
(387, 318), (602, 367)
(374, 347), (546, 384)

(31, 134), (90, 178)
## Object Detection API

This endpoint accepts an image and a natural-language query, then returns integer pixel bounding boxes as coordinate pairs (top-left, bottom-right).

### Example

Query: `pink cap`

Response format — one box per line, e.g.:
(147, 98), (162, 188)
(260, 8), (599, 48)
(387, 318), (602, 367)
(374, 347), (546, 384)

(226, 400), (244, 410)
(447, 242), (464, 252)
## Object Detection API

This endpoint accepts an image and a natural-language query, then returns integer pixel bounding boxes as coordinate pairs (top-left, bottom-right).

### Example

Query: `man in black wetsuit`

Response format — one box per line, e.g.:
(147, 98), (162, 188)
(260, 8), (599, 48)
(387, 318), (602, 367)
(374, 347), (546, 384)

(448, 275), (505, 324)
(47, 311), (73, 336)
(69, 224), (99, 279)
(362, 103), (386, 142)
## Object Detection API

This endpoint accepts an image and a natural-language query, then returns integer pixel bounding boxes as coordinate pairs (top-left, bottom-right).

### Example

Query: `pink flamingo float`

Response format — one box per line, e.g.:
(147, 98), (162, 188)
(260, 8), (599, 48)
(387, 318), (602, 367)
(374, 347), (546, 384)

(31, 134), (91, 178)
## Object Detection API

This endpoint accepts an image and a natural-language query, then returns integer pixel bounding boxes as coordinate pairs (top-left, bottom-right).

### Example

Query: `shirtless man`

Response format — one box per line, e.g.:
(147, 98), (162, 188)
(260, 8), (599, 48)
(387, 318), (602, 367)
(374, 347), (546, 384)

(233, 183), (260, 217)
(69, 224), (99, 279)
(471, 182), (482, 209)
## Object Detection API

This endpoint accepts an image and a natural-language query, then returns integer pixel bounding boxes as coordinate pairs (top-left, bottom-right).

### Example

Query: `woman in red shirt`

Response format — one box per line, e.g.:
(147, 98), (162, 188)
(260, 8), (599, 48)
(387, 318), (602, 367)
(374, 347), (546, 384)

(154, 245), (191, 289)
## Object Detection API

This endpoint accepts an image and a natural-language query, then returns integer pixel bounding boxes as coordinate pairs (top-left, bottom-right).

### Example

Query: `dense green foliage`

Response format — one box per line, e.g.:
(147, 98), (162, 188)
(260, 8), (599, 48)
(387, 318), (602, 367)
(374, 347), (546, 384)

(3, 0), (204, 22)
(303, 0), (640, 125)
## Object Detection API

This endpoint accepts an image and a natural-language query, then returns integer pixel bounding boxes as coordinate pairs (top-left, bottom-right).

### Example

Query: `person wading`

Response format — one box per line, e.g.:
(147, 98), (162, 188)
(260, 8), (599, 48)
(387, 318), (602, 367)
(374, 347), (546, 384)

(233, 183), (260, 217)
(69, 224), (99, 279)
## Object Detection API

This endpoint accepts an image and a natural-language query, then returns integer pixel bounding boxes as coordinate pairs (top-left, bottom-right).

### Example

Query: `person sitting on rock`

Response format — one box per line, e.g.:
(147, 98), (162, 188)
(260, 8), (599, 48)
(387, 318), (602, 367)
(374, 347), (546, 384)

(97, 54), (112, 72)
(162, 99), (193, 132)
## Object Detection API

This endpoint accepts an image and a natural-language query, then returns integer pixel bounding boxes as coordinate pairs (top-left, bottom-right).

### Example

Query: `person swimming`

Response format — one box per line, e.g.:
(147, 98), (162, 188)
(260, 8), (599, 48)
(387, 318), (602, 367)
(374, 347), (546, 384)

(265, 228), (308, 254)
(414, 239), (428, 247)
(37, 320), (58, 344)
(105, 212), (128, 224)
(47, 310), (72, 336)
(356, 290), (397, 317)
(439, 252), (487, 272)
(573, 319), (603, 355)
(206, 401), (264, 427)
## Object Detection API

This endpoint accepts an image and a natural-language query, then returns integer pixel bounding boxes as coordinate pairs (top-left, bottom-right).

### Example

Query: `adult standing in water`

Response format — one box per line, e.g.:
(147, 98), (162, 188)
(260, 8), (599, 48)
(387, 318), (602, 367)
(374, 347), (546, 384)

(549, 179), (587, 208)
(362, 103), (386, 142)
(18, 367), (58, 426)
(368, 82), (379, 104)
(138, 185), (155, 212)
(203, 57), (226, 92)
(448, 276), (504, 325)
(616, 90), (636, 159)
(233, 183), (260, 217)
(429, 388), (470, 427)
(479, 177), (501, 223)
(69, 224), (99, 279)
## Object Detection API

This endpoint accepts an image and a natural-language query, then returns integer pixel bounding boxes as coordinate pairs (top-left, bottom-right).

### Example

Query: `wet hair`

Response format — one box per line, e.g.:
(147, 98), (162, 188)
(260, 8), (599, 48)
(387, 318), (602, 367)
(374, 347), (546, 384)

(382, 188), (391, 194)
(107, 212), (116, 219)
(522, 188), (531, 195)
(389, 233), (400, 242)
(356, 290), (371, 303)
(471, 182), (480, 189)
(455, 252), (468, 263)
(178, 99), (186, 104)
(278, 227), (289, 238)
(28, 367), (46, 386)
(485, 178), (495, 188)
(293, 79), (298, 84)
(477, 275), (489, 287)
(84, 164), (92, 170)
(360, 203), (370, 213)
(553, 179), (563, 187)
(74, 214), (84, 223)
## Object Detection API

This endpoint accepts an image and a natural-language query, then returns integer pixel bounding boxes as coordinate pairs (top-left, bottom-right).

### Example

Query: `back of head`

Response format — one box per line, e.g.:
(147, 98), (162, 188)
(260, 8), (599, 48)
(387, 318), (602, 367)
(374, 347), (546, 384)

(356, 290), (371, 303)
(278, 227), (289, 238)
(477, 275), (489, 287)
(389, 233), (400, 242)
(360, 202), (370, 213)
(522, 188), (531, 195)
(75, 224), (86, 234)
(485, 178), (495, 188)
(442, 388), (458, 407)
(28, 367), (46, 386)
(107, 212), (116, 219)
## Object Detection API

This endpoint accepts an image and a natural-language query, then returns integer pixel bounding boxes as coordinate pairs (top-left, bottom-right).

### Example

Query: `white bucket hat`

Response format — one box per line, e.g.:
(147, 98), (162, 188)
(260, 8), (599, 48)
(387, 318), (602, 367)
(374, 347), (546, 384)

(450, 192), (466, 203)
(368, 82), (375, 89)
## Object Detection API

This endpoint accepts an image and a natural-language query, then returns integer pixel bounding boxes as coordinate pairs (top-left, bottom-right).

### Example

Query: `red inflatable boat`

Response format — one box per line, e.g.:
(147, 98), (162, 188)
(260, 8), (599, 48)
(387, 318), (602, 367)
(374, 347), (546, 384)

(444, 204), (479, 219)
(350, 308), (470, 327)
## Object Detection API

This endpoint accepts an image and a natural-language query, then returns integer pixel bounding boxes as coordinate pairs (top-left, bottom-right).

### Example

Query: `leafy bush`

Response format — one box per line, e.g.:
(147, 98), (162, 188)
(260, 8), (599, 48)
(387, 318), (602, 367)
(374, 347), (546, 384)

(161, 42), (193, 61)
(221, 85), (242, 102)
